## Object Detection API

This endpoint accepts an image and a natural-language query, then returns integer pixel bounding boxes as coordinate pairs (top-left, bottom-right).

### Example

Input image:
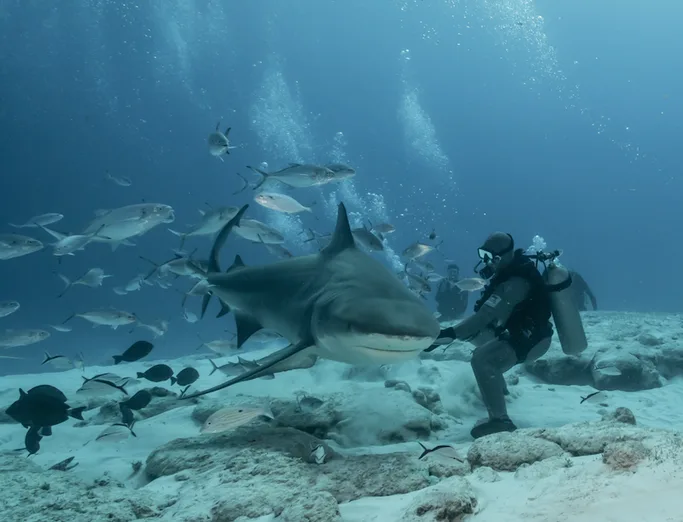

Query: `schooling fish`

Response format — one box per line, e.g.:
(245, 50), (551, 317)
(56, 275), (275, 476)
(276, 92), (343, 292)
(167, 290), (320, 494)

(137, 364), (174, 383)
(580, 391), (608, 404)
(120, 390), (152, 411)
(175, 367), (199, 387)
(96, 422), (137, 442)
(112, 340), (154, 365)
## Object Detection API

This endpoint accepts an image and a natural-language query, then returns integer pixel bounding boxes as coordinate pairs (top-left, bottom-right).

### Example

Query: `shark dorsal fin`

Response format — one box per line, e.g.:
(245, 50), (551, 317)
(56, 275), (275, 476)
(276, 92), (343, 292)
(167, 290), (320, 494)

(228, 255), (245, 271)
(322, 202), (355, 257)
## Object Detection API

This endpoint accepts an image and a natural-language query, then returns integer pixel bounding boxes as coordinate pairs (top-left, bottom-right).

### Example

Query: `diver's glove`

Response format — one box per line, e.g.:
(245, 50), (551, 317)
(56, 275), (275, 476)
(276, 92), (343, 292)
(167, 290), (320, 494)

(423, 327), (457, 353)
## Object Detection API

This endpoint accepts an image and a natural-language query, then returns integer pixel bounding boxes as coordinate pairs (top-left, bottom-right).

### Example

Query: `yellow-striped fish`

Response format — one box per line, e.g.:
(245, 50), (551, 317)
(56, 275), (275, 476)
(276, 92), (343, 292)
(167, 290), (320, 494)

(201, 404), (274, 434)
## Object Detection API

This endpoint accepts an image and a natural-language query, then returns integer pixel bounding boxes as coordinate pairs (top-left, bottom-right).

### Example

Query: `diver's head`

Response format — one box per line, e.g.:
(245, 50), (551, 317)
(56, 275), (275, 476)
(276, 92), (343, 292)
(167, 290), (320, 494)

(446, 263), (460, 281)
(474, 232), (515, 279)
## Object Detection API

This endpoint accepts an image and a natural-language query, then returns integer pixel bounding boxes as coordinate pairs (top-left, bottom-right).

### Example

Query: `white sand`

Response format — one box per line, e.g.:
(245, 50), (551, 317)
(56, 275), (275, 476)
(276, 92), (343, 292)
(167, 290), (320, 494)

(1, 319), (683, 521)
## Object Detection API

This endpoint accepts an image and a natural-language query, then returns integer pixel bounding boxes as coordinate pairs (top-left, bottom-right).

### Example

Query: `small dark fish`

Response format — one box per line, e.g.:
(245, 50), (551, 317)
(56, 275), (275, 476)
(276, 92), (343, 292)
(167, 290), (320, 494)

(27, 385), (67, 403)
(25, 426), (42, 455)
(428, 229), (437, 240)
(113, 340), (154, 365)
(120, 390), (152, 411)
(119, 405), (135, 426)
(417, 442), (463, 462)
(49, 456), (78, 471)
(137, 364), (174, 383)
(174, 367), (199, 387)
(580, 391), (607, 404)
(6, 388), (85, 430)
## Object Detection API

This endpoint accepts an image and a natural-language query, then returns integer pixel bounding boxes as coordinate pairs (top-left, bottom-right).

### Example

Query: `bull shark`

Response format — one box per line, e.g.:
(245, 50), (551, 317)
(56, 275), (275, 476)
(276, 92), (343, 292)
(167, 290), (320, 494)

(181, 201), (440, 400)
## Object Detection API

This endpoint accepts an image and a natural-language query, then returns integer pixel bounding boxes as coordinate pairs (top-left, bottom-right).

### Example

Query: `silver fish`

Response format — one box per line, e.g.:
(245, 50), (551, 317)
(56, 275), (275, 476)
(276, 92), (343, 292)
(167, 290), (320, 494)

(168, 206), (240, 247)
(402, 242), (434, 260)
(580, 390), (608, 404)
(105, 172), (132, 187)
(65, 310), (137, 329)
(95, 422), (136, 442)
(234, 219), (285, 244)
(352, 227), (384, 252)
(0, 329), (50, 348)
(324, 163), (356, 181)
(0, 234), (43, 260)
(247, 163), (336, 189)
(82, 204), (175, 250)
(310, 442), (327, 464)
(254, 192), (313, 214)
(201, 404), (274, 433)
(0, 301), (20, 318)
(454, 277), (486, 292)
(57, 268), (113, 297)
(417, 442), (464, 463)
(208, 123), (233, 159)
(9, 213), (63, 228)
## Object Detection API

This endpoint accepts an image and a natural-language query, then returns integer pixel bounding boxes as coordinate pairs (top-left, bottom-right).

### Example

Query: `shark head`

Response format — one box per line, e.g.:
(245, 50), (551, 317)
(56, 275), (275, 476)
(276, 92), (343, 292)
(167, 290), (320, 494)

(308, 202), (440, 364)
(312, 293), (440, 365)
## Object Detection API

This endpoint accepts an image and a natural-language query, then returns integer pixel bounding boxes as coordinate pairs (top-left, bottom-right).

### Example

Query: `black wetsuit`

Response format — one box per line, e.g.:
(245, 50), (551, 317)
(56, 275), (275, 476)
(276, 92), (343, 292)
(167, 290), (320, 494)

(435, 280), (468, 321)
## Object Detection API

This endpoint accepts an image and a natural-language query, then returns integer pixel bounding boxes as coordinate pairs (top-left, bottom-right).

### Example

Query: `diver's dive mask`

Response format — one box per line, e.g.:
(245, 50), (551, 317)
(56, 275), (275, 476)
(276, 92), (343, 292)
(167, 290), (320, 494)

(473, 235), (514, 280)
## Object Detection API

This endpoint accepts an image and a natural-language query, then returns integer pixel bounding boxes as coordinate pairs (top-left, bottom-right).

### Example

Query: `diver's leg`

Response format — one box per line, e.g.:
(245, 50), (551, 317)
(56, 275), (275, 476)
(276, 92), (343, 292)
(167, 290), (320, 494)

(471, 339), (518, 422)
(470, 336), (551, 439)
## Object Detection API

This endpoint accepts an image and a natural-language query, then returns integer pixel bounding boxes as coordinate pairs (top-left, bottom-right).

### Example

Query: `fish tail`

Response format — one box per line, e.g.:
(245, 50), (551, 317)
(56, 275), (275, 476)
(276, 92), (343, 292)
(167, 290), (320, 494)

(69, 406), (86, 421)
(112, 355), (122, 365)
(136, 372), (144, 379)
(170, 376), (177, 385)
(41, 352), (51, 365)
(209, 359), (219, 376)
(62, 313), (75, 324)
(8, 223), (21, 228)
(246, 165), (268, 190)
(417, 441), (429, 459)
(167, 229), (187, 250)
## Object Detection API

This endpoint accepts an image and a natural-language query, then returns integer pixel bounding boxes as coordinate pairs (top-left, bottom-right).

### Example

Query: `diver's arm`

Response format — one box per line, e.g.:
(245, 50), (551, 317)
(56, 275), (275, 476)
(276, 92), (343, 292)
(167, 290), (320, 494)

(452, 277), (530, 341)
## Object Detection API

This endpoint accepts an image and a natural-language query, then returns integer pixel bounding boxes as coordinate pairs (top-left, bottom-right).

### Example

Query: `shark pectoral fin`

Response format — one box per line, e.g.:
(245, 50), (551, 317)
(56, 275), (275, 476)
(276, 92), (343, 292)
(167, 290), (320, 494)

(234, 312), (263, 347)
(216, 299), (231, 318)
(180, 340), (313, 400)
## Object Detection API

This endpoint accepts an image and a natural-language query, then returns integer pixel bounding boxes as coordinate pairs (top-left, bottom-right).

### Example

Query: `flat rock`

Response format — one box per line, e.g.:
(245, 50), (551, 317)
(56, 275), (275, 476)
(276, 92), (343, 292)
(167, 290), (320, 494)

(398, 476), (478, 522)
(467, 431), (567, 471)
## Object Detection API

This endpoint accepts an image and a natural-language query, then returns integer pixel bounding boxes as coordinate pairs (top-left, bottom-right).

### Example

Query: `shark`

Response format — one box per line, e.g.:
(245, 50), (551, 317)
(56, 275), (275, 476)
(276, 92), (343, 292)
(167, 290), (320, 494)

(181, 202), (440, 400)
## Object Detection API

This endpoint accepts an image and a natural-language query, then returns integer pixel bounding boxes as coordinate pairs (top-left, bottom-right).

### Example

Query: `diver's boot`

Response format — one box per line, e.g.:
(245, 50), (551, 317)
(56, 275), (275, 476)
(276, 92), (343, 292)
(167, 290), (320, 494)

(470, 416), (517, 439)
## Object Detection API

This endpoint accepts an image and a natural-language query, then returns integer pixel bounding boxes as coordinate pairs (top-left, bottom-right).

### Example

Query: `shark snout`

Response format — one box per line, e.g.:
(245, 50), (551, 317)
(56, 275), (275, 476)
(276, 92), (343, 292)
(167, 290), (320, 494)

(313, 297), (440, 364)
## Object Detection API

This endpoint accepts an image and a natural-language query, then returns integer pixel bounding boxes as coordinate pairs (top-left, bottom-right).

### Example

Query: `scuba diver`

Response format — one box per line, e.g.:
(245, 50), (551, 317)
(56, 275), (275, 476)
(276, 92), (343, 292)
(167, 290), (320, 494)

(428, 232), (587, 439)
(434, 263), (469, 321)
(568, 270), (597, 311)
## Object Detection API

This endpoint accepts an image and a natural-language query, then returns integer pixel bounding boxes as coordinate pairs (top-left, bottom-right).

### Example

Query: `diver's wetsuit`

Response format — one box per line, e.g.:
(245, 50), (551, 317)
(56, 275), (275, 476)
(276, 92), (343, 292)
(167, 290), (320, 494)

(569, 270), (597, 311)
(438, 250), (553, 438)
(435, 279), (469, 321)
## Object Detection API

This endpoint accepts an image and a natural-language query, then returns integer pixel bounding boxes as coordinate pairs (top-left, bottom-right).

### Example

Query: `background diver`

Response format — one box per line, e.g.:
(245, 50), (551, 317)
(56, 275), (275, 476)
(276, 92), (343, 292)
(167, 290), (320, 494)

(428, 232), (556, 439)
(434, 263), (469, 322)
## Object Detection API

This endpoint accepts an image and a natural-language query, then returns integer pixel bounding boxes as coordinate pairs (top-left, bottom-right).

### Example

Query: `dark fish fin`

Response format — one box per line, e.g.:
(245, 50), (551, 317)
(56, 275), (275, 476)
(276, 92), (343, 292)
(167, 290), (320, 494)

(216, 299), (231, 318)
(62, 313), (75, 324)
(19, 389), (27, 397)
(417, 441), (429, 459)
(179, 385), (190, 398)
(209, 359), (219, 376)
(246, 166), (269, 190)
(321, 202), (355, 257)
(224, 126), (231, 137)
(69, 406), (86, 421)
(200, 293), (212, 319)
(235, 312), (263, 348)
(112, 355), (122, 365)
(209, 204), (249, 274)
(136, 372), (145, 378)
(181, 340), (313, 400)
(228, 254), (245, 271)
(170, 376), (177, 385)
(41, 352), (51, 365)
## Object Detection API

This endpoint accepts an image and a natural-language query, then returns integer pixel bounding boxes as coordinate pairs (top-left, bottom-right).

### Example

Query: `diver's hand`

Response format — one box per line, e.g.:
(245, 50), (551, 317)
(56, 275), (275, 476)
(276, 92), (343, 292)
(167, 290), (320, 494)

(424, 327), (456, 352)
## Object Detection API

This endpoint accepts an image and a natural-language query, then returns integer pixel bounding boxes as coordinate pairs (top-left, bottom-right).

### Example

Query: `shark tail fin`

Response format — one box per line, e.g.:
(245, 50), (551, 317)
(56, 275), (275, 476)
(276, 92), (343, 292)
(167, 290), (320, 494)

(246, 166), (269, 190)
(181, 340), (312, 400)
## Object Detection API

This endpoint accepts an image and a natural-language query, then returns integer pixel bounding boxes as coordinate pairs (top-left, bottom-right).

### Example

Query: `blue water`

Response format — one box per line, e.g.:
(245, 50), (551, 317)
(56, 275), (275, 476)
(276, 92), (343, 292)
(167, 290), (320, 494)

(1, 0), (682, 375)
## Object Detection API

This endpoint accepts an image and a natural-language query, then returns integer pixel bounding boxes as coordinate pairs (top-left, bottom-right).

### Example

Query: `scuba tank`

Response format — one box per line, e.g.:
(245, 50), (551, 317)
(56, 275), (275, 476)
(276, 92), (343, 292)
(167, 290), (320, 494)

(532, 251), (588, 356)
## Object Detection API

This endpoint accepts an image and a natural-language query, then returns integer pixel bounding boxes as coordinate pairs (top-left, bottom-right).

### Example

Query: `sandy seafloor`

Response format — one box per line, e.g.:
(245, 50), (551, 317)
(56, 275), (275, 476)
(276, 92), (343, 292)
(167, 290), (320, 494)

(1, 311), (683, 522)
